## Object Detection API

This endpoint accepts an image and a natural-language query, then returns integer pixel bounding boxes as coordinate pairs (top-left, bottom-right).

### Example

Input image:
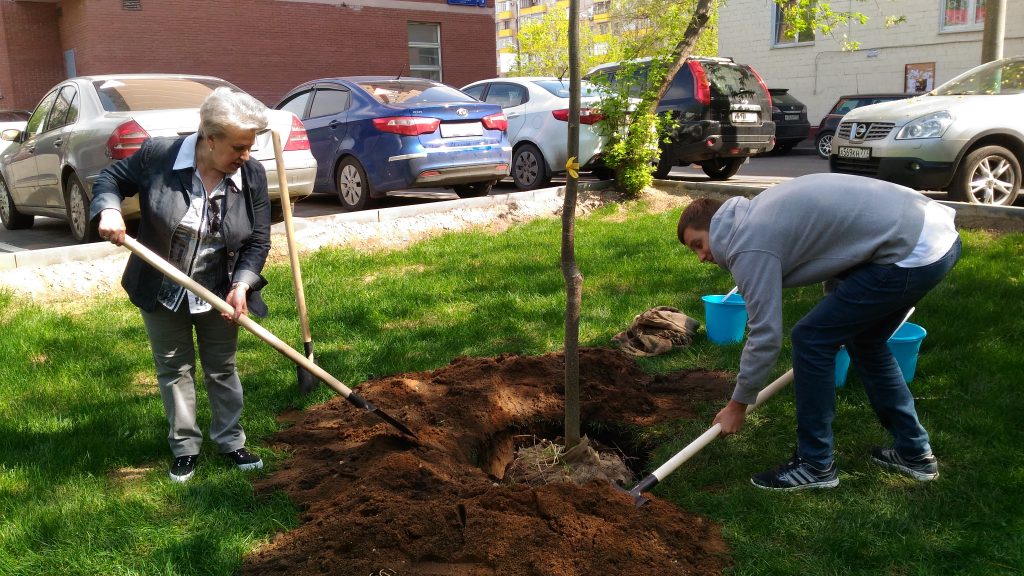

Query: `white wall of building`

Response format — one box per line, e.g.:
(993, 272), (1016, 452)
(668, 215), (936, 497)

(719, 0), (1024, 125)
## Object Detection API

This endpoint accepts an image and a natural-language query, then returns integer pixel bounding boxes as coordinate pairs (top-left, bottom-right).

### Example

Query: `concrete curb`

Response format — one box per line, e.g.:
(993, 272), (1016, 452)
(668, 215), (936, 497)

(4, 178), (1018, 271)
(651, 179), (1024, 231)
(2, 181), (618, 271)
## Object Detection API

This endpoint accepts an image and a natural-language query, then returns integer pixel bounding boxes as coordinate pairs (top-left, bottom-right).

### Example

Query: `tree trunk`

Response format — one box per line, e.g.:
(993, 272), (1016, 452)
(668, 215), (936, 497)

(643, 0), (715, 116)
(562, 0), (583, 450)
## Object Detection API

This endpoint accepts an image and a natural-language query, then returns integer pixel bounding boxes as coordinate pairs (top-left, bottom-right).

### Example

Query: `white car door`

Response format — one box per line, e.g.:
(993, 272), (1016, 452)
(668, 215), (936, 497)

(481, 82), (529, 143)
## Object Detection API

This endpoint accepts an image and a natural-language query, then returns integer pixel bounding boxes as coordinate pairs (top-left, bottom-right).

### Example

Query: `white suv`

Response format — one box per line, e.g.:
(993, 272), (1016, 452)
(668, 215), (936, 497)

(830, 56), (1024, 205)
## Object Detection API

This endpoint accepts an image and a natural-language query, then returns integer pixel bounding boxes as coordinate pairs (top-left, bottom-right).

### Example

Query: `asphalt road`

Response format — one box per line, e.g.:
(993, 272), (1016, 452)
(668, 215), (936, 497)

(0, 146), (940, 252)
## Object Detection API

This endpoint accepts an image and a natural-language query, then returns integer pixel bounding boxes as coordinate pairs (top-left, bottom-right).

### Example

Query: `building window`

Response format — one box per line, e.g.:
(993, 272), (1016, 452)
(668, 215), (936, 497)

(496, 19), (513, 31)
(408, 22), (441, 81)
(497, 37), (516, 49)
(592, 1), (610, 14)
(498, 0), (514, 11)
(518, 0), (540, 9)
(773, 0), (815, 46)
(941, 0), (986, 30)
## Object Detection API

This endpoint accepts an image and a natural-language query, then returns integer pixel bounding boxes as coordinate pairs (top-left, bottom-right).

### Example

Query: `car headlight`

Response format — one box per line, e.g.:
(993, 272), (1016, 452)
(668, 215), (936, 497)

(895, 111), (953, 140)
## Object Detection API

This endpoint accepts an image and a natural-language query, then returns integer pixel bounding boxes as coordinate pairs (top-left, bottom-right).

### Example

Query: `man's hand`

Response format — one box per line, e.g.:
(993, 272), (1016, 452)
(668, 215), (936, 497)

(713, 399), (748, 437)
(97, 209), (126, 245)
(223, 282), (249, 323)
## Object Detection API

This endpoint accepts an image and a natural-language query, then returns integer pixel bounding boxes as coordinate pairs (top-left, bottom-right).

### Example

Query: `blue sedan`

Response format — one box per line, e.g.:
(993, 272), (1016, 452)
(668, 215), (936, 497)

(276, 77), (511, 210)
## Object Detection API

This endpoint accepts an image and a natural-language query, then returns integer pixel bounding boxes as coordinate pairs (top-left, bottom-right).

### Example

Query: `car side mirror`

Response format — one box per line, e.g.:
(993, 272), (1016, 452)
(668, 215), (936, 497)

(0, 128), (21, 142)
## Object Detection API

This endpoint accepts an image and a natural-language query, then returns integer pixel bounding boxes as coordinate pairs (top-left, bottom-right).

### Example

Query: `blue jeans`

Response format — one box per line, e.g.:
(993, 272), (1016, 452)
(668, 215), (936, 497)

(790, 237), (961, 468)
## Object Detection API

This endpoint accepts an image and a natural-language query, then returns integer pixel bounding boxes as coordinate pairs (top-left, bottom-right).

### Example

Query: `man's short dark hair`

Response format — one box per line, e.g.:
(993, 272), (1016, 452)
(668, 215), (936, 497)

(677, 198), (724, 243)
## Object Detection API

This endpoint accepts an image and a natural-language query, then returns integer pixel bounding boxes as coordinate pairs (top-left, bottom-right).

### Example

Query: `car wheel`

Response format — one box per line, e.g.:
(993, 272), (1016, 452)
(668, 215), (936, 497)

(653, 153), (674, 179)
(815, 132), (833, 159)
(335, 157), (374, 211)
(453, 180), (495, 198)
(65, 173), (99, 243)
(700, 157), (744, 180)
(590, 163), (615, 181)
(950, 145), (1021, 206)
(512, 144), (550, 190)
(772, 143), (794, 155)
(0, 175), (33, 230)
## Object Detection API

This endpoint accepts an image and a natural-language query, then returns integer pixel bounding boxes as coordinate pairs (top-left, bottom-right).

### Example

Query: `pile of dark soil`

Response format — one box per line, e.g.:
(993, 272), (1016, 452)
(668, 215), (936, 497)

(242, 347), (734, 576)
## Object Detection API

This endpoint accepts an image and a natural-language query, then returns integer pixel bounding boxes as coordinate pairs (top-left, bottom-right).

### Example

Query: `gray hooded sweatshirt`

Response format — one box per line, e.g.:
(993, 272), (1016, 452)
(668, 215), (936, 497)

(709, 173), (931, 405)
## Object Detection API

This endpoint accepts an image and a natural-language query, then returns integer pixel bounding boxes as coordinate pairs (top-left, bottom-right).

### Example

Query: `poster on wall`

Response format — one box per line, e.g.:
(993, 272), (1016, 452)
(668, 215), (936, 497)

(905, 62), (936, 93)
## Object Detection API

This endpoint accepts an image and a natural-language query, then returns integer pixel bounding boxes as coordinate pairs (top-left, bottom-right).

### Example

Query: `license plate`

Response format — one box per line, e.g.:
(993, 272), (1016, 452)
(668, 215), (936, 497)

(837, 146), (871, 159)
(731, 111), (758, 123)
(440, 122), (483, 138)
(785, 114), (799, 121)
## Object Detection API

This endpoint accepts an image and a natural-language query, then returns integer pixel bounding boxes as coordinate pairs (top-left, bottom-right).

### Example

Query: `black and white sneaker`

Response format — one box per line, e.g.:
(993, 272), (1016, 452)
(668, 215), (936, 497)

(751, 455), (839, 491)
(169, 454), (198, 483)
(872, 447), (939, 481)
(224, 447), (263, 471)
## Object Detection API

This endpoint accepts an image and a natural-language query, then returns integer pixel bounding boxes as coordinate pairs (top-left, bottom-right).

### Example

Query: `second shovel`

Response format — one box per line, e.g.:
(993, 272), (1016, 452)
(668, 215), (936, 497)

(272, 130), (320, 394)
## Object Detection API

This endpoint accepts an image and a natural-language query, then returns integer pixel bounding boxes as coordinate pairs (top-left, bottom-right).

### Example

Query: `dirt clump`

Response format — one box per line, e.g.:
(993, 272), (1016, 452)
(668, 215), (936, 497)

(242, 347), (734, 576)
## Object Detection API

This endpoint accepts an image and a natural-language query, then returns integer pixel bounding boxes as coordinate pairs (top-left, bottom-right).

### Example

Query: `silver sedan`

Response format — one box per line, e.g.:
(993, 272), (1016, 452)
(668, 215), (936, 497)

(0, 74), (316, 243)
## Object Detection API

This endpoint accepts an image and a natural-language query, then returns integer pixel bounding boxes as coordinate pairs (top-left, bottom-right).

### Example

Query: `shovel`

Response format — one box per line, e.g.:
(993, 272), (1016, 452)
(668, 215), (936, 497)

(625, 307), (917, 506)
(271, 130), (320, 394)
(121, 235), (417, 439)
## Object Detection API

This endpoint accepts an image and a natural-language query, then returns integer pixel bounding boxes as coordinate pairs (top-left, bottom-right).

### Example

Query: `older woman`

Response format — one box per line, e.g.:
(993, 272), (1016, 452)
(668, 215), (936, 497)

(89, 87), (271, 483)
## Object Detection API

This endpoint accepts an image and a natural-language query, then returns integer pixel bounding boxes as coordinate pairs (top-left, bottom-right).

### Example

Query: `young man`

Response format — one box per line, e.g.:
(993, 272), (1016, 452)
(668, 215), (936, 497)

(677, 173), (961, 490)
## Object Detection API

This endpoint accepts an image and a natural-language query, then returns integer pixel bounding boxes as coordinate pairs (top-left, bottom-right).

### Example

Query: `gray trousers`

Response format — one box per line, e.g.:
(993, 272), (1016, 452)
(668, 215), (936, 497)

(141, 303), (247, 457)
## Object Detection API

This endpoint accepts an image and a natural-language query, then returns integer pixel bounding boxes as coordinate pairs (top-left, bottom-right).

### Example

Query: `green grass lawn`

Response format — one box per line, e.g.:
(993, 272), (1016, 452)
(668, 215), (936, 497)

(1, 198), (1021, 575)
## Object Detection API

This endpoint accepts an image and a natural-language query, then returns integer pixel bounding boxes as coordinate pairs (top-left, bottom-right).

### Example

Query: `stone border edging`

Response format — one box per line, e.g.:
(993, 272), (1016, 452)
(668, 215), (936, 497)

(0, 180), (618, 272)
(651, 178), (1024, 232)
(4, 177), (1016, 272)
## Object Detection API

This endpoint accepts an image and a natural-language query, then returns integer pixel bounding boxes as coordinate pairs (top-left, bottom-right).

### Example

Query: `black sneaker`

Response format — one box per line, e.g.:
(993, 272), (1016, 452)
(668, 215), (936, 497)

(751, 455), (839, 491)
(872, 447), (939, 481)
(169, 454), (198, 483)
(224, 447), (263, 471)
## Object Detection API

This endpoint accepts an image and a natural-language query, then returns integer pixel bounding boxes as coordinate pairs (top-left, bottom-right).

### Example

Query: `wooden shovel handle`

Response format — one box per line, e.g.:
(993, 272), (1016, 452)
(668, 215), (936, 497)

(271, 130), (313, 345)
(121, 236), (355, 400)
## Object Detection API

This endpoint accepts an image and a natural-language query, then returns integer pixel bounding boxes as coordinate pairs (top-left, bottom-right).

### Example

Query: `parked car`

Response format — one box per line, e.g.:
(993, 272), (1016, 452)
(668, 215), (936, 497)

(0, 109), (30, 155)
(767, 88), (810, 154)
(275, 77), (510, 210)
(830, 56), (1024, 205)
(813, 93), (917, 159)
(461, 77), (614, 189)
(586, 56), (775, 180)
(0, 74), (316, 243)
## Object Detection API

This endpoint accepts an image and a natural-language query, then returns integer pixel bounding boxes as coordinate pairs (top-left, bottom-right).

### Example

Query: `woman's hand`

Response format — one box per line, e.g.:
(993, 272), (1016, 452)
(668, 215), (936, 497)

(97, 209), (126, 245)
(223, 283), (249, 323)
(713, 399), (748, 437)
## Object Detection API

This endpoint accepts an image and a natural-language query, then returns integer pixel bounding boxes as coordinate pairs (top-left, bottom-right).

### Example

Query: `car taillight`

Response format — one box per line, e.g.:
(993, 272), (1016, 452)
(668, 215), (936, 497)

(481, 112), (508, 131)
(373, 116), (441, 136)
(106, 119), (150, 160)
(687, 61), (711, 106)
(552, 108), (605, 125)
(283, 114), (310, 151)
(750, 68), (773, 110)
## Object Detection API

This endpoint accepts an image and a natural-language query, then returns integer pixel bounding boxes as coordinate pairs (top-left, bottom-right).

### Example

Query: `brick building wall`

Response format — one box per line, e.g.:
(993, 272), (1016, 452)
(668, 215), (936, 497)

(0, 1), (64, 111)
(1, 0), (496, 110)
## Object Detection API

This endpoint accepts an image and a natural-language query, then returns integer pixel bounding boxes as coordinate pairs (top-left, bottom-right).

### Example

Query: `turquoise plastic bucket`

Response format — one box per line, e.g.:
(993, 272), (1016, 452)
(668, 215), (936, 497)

(702, 294), (747, 344)
(835, 322), (927, 388)
(835, 346), (851, 388)
(887, 322), (927, 383)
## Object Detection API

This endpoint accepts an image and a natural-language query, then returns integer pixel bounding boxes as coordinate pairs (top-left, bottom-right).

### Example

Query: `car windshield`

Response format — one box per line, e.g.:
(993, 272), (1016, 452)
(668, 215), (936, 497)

(533, 80), (606, 98)
(933, 59), (1024, 96)
(704, 64), (765, 99)
(358, 80), (474, 104)
(0, 110), (30, 122)
(93, 77), (238, 112)
(770, 91), (801, 106)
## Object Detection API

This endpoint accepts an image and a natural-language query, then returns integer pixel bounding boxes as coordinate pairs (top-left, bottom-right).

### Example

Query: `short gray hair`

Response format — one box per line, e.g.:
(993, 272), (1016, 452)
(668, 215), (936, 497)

(198, 86), (268, 138)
